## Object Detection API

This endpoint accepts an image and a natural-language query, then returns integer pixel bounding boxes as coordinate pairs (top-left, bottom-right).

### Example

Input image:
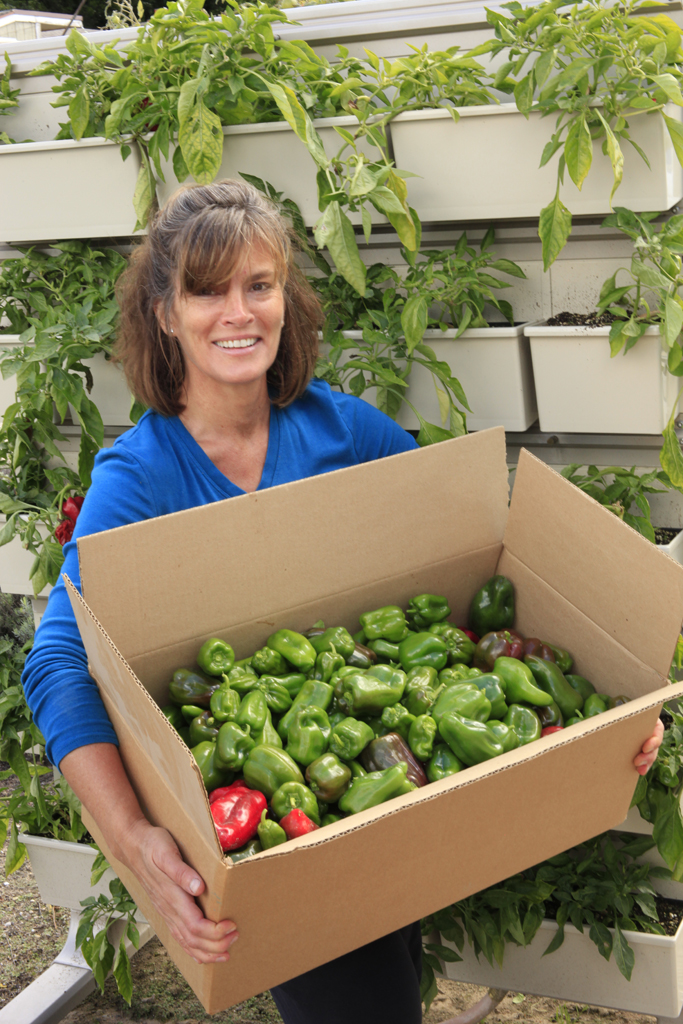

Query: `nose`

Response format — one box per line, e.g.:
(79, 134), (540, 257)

(218, 283), (254, 326)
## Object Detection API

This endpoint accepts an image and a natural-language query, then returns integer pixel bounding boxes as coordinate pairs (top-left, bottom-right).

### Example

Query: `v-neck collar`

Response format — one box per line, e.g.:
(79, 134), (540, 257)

(165, 405), (281, 497)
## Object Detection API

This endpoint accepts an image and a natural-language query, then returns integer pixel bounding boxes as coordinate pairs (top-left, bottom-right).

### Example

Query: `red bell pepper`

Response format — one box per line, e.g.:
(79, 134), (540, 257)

(459, 628), (480, 644)
(209, 780), (267, 851)
(280, 808), (319, 840)
(541, 726), (564, 737)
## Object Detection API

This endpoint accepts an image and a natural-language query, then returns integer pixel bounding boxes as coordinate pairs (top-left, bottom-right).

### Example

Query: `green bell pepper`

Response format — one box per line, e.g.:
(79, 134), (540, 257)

(209, 684), (241, 723)
(485, 719), (519, 753)
(583, 693), (611, 717)
(346, 643), (377, 669)
(180, 703), (205, 723)
(236, 690), (268, 733)
(228, 839), (263, 863)
(406, 594), (451, 630)
(428, 624), (476, 665)
(169, 668), (218, 708)
(277, 673), (308, 698)
(162, 705), (186, 731)
(349, 759), (367, 778)
(306, 753), (352, 803)
(328, 717), (375, 761)
(271, 781), (321, 825)
(321, 812), (344, 827)
(313, 649), (346, 683)
(440, 666), (482, 685)
(524, 655), (584, 719)
(565, 674), (596, 702)
(408, 714), (437, 761)
(215, 721), (254, 771)
(286, 706), (331, 766)
(380, 704), (416, 742)
(545, 643), (573, 674)
(470, 673), (507, 720)
(252, 646), (289, 676)
(337, 665), (406, 717)
(439, 712), (504, 766)
(398, 632), (449, 673)
(197, 638), (235, 677)
(191, 740), (233, 791)
(243, 745), (304, 800)
(433, 685), (490, 728)
(257, 809), (287, 850)
(468, 575), (515, 637)
(504, 704), (542, 745)
(226, 666), (260, 694)
(359, 606), (409, 643)
(309, 627), (355, 660)
(338, 762), (411, 814)
(251, 707), (283, 748)
(238, 675), (293, 714)
(278, 679), (334, 739)
(536, 700), (564, 729)
(367, 639), (401, 663)
(189, 711), (219, 747)
(267, 629), (317, 672)
(426, 743), (463, 782)
(494, 657), (554, 707)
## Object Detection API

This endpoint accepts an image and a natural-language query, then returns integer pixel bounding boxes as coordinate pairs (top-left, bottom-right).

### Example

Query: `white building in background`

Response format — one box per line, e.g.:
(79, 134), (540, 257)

(0, 8), (83, 42)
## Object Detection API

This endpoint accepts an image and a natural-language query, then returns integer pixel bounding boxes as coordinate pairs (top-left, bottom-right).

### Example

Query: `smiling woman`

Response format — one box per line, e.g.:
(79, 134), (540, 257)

(21, 179), (426, 1024)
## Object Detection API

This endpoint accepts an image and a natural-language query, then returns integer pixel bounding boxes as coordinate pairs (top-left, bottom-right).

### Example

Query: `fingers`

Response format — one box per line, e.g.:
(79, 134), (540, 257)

(632, 719), (665, 775)
(122, 821), (239, 963)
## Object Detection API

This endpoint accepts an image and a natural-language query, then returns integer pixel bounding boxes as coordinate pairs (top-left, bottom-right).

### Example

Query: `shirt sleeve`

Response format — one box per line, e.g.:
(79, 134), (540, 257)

(332, 391), (420, 462)
(22, 446), (158, 769)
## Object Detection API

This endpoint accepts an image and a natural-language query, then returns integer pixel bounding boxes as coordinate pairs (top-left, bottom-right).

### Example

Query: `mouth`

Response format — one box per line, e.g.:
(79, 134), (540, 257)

(213, 338), (259, 350)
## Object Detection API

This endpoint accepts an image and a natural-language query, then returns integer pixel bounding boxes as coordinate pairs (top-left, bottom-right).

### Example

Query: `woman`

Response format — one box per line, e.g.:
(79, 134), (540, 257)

(23, 180), (663, 1024)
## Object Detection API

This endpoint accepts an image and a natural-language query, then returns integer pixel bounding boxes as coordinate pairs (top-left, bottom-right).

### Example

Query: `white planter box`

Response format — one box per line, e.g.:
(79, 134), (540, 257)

(0, 73), (62, 144)
(157, 116), (385, 227)
(525, 324), (678, 434)
(0, 138), (141, 243)
(442, 916), (683, 1017)
(390, 104), (683, 222)
(325, 323), (538, 431)
(20, 834), (117, 911)
(0, 519), (50, 597)
(660, 529), (683, 565)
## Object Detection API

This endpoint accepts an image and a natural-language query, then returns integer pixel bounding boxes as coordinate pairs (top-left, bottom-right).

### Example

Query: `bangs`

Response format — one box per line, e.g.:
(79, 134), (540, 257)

(174, 203), (289, 297)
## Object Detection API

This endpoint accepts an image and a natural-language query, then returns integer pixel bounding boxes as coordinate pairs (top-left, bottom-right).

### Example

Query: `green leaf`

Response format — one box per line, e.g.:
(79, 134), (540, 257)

(113, 943), (133, 1005)
(589, 920), (612, 961)
(651, 74), (683, 106)
(5, 819), (26, 875)
(179, 101), (223, 185)
(652, 785), (683, 869)
(420, 960), (438, 1011)
(172, 144), (189, 184)
(539, 58), (596, 102)
(177, 78), (200, 129)
(596, 111), (623, 205)
(414, 410), (454, 447)
(7, 738), (31, 794)
(368, 185), (405, 216)
(612, 920), (635, 981)
(0, 514), (16, 547)
(68, 87), (90, 142)
(565, 114), (593, 190)
(401, 295), (428, 354)
(543, 923), (565, 955)
(488, 259), (527, 279)
(361, 206), (372, 245)
(514, 73), (534, 117)
(663, 112), (683, 168)
(29, 541), (64, 596)
(538, 190), (572, 270)
(313, 204), (366, 296)
(133, 153), (156, 232)
(664, 296), (683, 348)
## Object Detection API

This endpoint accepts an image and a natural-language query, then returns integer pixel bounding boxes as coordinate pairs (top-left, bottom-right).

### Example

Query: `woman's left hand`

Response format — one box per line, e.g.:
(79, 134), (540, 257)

(634, 718), (664, 775)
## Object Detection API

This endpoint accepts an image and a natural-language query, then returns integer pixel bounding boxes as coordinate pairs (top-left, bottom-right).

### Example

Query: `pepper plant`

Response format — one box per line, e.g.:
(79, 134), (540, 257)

(76, 864), (140, 1006)
(631, 701), (683, 882)
(559, 463), (672, 542)
(482, 0), (683, 269)
(0, 53), (20, 143)
(0, 242), (128, 594)
(421, 831), (672, 1008)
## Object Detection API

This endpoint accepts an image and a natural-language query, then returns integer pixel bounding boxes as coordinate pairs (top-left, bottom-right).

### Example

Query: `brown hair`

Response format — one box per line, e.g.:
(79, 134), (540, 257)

(115, 179), (322, 415)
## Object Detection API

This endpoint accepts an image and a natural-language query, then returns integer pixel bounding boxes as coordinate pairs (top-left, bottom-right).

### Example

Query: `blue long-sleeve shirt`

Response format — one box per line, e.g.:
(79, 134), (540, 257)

(23, 380), (419, 768)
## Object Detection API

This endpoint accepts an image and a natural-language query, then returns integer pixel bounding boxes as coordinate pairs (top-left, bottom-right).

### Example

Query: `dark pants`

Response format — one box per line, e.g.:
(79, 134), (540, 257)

(270, 922), (423, 1024)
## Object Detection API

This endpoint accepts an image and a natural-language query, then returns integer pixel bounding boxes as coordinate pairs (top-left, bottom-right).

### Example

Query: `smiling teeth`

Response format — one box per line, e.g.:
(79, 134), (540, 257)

(215, 339), (257, 349)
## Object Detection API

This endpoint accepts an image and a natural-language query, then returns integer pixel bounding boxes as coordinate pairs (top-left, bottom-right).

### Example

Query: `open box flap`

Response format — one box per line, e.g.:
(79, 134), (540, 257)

(505, 449), (683, 678)
(64, 577), (222, 862)
(76, 427), (509, 661)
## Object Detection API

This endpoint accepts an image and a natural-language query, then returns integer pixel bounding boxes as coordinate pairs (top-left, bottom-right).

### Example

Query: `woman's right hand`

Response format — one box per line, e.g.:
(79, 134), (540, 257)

(60, 742), (238, 964)
(121, 817), (238, 963)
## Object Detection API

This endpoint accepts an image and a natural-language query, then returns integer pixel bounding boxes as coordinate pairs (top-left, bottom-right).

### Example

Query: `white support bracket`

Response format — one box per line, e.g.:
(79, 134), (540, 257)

(0, 909), (155, 1024)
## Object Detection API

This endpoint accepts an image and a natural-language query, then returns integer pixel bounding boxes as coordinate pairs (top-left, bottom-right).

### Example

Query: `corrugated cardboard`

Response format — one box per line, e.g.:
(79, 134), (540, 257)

(65, 427), (683, 1012)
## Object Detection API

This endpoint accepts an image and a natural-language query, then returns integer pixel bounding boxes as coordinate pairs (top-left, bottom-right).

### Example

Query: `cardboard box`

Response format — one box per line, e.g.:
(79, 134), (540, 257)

(66, 427), (683, 1013)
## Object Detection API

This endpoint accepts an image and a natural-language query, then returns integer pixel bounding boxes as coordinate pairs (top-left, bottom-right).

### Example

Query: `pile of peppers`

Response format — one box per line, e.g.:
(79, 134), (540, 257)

(161, 577), (630, 862)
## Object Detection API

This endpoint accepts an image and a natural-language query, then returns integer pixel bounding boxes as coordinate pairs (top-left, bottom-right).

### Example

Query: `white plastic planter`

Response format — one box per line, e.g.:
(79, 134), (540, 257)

(20, 834), (117, 911)
(524, 324), (678, 434)
(156, 116), (386, 227)
(0, 519), (49, 598)
(442, 916), (683, 1017)
(324, 323), (538, 431)
(0, 138), (141, 243)
(659, 529), (683, 565)
(390, 104), (683, 222)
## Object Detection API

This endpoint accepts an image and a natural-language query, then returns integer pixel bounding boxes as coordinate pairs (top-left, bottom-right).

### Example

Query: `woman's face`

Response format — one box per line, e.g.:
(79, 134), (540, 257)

(168, 245), (285, 399)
